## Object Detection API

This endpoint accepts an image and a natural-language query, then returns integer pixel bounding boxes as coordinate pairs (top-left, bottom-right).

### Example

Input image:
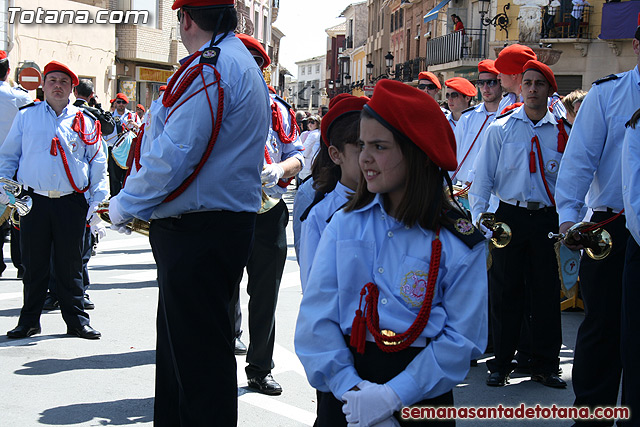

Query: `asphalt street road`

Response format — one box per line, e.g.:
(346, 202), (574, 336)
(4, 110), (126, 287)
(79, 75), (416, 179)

(0, 191), (593, 426)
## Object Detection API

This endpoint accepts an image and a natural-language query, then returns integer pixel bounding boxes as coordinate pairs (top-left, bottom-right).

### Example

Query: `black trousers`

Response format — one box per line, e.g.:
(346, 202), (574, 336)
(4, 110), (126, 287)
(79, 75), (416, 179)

(107, 147), (125, 197)
(488, 202), (561, 374)
(231, 199), (288, 380)
(151, 211), (256, 427)
(315, 339), (454, 426)
(572, 212), (628, 425)
(49, 224), (93, 299)
(18, 191), (89, 329)
(620, 236), (639, 427)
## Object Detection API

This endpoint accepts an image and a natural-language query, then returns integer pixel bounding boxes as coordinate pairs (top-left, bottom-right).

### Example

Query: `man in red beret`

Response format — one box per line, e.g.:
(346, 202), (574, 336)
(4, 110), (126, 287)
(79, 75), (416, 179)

(471, 60), (570, 389)
(234, 33), (304, 396)
(555, 17), (640, 422)
(417, 71), (441, 99)
(444, 77), (476, 129)
(495, 44), (536, 114)
(135, 104), (145, 120)
(452, 60), (502, 189)
(107, 1), (271, 424)
(104, 92), (140, 197)
(0, 60), (107, 341)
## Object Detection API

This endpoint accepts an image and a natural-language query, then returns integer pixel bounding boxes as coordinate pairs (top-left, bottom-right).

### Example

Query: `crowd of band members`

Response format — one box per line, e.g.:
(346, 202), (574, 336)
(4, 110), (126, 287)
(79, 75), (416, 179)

(0, 1), (638, 424)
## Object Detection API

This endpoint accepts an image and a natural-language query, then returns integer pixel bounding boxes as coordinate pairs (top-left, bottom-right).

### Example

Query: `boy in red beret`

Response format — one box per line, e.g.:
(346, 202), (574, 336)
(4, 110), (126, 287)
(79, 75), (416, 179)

(296, 79), (487, 426)
(470, 60), (570, 389)
(444, 77), (476, 129)
(417, 71), (441, 99)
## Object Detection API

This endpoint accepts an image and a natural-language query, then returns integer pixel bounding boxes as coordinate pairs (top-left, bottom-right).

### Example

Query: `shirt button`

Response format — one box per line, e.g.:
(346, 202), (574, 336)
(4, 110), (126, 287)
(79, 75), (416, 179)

(387, 231), (393, 238)
(381, 215), (385, 220)
(381, 298), (388, 304)
(378, 267), (384, 274)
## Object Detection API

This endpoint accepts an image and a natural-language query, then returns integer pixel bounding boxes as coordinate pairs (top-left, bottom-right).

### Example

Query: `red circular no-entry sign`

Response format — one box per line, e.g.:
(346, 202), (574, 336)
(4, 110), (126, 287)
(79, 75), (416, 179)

(18, 67), (42, 91)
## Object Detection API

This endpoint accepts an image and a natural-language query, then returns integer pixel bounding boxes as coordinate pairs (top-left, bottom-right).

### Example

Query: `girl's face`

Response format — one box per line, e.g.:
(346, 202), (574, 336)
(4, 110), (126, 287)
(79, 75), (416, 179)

(307, 121), (318, 131)
(330, 143), (362, 191)
(358, 117), (407, 215)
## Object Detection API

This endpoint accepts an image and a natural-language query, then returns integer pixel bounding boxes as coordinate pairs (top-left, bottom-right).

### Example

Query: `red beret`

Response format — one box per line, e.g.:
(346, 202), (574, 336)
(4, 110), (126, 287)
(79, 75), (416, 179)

(0, 51), (6, 61)
(136, 104), (145, 112)
(115, 93), (129, 103)
(236, 33), (271, 70)
(445, 77), (477, 98)
(43, 61), (79, 87)
(418, 71), (441, 89)
(478, 59), (499, 75)
(172, 0), (234, 10)
(495, 44), (537, 75)
(159, 85), (167, 92)
(321, 96), (368, 146)
(523, 59), (558, 93)
(328, 93), (354, 109)
(365, 80), (456, 171)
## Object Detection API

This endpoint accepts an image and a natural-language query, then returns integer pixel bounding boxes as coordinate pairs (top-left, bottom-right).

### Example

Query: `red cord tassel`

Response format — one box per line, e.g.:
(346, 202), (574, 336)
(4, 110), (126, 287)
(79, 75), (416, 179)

(350, 288), (369, 354)
(529, 137), (537, 173)
(50, 137), (58, 156)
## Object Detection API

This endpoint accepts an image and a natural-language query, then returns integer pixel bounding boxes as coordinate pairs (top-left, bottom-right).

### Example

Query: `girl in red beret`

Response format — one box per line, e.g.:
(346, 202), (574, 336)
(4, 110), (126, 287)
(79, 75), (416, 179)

(295, 80), (487, 426)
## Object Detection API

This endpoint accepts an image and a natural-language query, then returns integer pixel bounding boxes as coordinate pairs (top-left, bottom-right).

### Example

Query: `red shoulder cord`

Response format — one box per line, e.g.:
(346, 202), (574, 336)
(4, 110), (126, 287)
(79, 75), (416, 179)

(350, 228), (442, 354)
(270, 99), (300, 144)
(451, 114), (491, 182)
(49, 111), (103, 193)
(160, 50), (225, 203)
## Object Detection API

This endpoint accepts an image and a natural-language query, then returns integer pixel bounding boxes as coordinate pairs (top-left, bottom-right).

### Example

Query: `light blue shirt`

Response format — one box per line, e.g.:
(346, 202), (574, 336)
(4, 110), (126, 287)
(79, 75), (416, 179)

(294, 195), (487, 406)
(555, 67), (640, 224)
(264, 94), (304, 199)
(113, 36), (271, 220)
(299, 181), (352, 292)
(498, 92), (565, 120)
(0, 80), (32, 144)
(469, 105), (569, 223)
(293, 178), (315, 263)
(497, 92), (520, 115)
(0, 100), (108, 205)
(622, 121), (640, 246)
(453, 102), (497, 184)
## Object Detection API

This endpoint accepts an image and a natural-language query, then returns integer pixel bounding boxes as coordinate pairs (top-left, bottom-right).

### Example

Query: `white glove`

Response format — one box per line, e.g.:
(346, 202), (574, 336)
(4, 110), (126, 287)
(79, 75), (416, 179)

(261, 163), (284, 188)
(0, 189), (10, 206)
(372, 417), (401, 427)
(342, 381), (402, 427)
(110, 223), (131, 235)
(91, 221), (107, 239)
(87, 201), (102, 223)
(478, 222), (493, 240)
(107, 197), (129, 226)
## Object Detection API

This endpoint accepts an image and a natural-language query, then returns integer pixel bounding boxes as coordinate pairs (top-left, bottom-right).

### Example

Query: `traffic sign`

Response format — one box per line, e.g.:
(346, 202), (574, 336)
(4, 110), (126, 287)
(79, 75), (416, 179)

(18, 67), (42, 90)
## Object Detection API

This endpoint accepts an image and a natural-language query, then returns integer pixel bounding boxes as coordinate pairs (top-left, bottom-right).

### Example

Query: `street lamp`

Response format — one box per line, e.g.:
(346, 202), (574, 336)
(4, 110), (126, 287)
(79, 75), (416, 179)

(384, 51), (394, 69)
(344, 74), (351, 86)
(479, 0), (511, 38)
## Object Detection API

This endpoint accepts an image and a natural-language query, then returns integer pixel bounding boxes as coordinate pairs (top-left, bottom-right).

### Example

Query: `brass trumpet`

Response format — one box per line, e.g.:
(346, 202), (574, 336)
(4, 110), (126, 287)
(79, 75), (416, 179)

(477, 212), (512, 248)
(0, 178), (33, 229)
(259, 190), (279, 214)
(96, 201), (150, 236)
(548, 222), (612, 260)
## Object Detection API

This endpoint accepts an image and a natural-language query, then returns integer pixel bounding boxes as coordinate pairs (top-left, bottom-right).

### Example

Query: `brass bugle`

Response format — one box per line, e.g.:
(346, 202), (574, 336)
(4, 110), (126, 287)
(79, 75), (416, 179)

(0, 177), (32, 217)
(96, 201), (150, 236)
(548, 222), (612, 260)
(477, 212), (512, 248)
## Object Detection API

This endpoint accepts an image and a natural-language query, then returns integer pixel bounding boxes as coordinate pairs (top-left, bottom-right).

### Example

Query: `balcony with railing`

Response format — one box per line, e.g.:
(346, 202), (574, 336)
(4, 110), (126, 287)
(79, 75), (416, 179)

(543, 6), (594, 40)
(424, 28), (488, 69)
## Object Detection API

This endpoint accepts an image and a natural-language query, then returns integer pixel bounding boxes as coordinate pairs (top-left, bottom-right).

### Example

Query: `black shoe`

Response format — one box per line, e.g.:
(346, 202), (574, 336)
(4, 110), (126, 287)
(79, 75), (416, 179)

(83, 294), (95, 310)
(17, 267), (24, 279)
(7, 325), (41, 339)
(247, 373), (282, 395)
(234, 338), (247, 355)
(67, 325), (101, 339)
(486, 371), (510, 387)
(43, 295), (59, 311)
(531, 373), (567, 388)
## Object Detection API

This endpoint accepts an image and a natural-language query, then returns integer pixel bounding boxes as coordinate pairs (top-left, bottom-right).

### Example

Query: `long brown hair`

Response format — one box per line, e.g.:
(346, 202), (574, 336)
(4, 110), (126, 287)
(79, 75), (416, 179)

(344, 109), (456, 230)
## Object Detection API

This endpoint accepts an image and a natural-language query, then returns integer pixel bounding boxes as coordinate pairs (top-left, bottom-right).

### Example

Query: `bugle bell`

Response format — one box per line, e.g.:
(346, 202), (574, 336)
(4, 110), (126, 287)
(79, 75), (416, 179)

(0, 177), (33, 220)
(96, 201), (150, 236)
(477, 212), (512, 248)
(548, 222), (612, 260)
(259, 190), (279, 214)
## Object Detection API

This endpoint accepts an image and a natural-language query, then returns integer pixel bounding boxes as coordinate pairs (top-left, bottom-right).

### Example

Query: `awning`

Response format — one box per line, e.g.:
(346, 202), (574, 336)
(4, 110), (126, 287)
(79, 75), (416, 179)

(424, 0), (453, 23)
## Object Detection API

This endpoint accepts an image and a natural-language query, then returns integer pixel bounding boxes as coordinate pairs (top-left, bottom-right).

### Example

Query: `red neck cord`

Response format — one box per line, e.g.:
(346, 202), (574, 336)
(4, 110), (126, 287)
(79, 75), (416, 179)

(350, 228), (442, 354)
(270, 99), (300, 144)
(451, 114), (491, 181)
(530, 135), (556, 206)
